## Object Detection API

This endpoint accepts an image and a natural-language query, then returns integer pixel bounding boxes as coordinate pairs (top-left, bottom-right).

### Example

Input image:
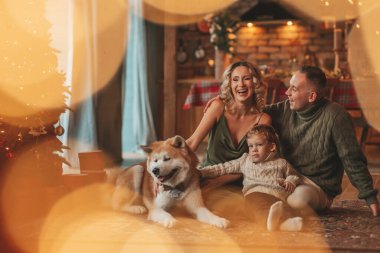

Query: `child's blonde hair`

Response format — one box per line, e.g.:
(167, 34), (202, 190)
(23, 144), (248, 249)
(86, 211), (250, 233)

(247, 124), (279, 147)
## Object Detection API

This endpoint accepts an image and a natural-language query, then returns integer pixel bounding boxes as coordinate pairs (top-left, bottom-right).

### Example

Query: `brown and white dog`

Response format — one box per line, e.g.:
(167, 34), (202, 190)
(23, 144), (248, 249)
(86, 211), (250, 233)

(111, 135), (229, 228)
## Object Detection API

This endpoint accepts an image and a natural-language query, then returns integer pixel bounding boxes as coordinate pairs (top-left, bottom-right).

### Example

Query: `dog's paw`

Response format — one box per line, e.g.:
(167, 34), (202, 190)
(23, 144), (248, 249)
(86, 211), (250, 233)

(126, 205), (147, 214)
(209, 216), (230, 229)
(148, 210), (177, 228)
(158, 217), (177, 228)
(195, 207), (230, 228)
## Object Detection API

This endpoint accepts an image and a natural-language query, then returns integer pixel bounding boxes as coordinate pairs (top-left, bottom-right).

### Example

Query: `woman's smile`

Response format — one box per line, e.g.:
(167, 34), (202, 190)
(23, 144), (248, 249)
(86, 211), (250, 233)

(236, 87), (248, 95)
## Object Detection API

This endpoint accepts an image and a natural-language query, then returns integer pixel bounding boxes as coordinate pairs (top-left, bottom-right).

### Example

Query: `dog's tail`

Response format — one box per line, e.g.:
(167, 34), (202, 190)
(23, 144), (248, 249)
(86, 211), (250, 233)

(105, 167), (126, 185)
(100, 167), (129, 208)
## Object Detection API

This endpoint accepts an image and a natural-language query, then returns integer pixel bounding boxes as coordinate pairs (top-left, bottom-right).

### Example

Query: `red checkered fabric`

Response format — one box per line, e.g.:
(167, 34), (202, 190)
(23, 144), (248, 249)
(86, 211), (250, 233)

(332, 81), (360, 109)
(182, 79), (359, 110)
(183, 80), (221, 110)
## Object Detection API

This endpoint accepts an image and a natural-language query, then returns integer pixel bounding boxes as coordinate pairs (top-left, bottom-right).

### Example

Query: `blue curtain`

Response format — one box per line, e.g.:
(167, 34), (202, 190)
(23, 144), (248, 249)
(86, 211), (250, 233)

(122, 0), (156, 158)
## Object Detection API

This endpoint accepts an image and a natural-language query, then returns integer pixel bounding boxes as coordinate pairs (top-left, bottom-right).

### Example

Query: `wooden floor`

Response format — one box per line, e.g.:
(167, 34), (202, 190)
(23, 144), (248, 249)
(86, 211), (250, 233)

(1, 145), (379, 253)
(3, 174), (378, 253)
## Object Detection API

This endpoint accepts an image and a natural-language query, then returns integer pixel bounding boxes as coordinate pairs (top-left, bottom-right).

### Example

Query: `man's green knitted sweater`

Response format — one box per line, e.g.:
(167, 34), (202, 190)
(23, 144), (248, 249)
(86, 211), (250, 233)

(264, 98), (378, 205)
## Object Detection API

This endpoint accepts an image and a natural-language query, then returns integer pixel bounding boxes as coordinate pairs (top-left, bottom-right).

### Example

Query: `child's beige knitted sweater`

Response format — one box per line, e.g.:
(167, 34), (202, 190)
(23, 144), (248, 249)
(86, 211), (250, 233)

(200, 153), (301, 201)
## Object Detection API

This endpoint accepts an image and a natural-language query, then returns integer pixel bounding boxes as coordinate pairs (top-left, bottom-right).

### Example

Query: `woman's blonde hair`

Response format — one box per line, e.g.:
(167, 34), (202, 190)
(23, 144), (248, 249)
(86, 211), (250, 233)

(219, 61), (265, 113)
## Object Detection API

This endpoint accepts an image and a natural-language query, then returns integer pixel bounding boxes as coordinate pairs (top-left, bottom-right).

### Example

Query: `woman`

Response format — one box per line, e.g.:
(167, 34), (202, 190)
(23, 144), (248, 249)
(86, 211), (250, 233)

(186, 61), (271, 188)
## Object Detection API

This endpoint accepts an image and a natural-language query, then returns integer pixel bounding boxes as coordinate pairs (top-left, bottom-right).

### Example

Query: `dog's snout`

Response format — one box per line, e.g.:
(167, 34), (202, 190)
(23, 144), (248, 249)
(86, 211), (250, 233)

(152, 167), (160, 176)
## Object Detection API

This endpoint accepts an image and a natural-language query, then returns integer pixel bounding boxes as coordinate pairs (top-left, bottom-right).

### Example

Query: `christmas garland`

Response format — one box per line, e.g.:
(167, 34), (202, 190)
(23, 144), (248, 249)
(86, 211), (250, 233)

(208, 12), (240, 55)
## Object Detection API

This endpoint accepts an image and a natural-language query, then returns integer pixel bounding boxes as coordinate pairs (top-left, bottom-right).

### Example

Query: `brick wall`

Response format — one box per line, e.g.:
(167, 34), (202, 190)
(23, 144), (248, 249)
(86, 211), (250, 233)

(235, 23), (343, 72)
(177, 22), (345, 79)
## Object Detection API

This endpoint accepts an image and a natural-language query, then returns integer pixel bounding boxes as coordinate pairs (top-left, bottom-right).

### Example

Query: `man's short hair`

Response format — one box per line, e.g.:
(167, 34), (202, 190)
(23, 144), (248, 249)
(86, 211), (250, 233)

(299, 66), (327, 94)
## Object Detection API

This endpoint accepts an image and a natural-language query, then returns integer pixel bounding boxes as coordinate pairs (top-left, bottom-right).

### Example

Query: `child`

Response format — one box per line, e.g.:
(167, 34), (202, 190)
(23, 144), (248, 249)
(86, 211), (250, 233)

(200, 124), (303, 231)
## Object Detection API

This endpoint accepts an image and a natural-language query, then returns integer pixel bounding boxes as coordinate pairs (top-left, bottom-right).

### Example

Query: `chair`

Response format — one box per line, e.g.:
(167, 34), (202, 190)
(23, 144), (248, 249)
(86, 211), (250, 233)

(330, 79), (378, 149)
(326, 78), (339, 100)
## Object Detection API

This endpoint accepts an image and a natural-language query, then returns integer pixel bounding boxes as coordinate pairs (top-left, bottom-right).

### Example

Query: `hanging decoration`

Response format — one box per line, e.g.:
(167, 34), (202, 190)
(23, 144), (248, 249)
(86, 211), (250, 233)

(207, 12), (240, 80)
(54, 121), (65, 136)
(197, 19), (210, 34)
(176, 39), (188, 64)
(194, 40), (206, 60)
(208, 12), (240, 55)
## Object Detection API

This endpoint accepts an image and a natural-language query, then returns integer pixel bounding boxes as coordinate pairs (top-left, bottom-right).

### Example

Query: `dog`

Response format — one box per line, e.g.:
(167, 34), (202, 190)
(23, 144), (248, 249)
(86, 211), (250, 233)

(111, 135), (229, 228)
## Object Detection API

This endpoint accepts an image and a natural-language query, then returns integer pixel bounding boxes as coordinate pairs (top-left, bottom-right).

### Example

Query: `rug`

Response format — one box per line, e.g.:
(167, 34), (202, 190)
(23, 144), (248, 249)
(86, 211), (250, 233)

(310, 200), (380, 252)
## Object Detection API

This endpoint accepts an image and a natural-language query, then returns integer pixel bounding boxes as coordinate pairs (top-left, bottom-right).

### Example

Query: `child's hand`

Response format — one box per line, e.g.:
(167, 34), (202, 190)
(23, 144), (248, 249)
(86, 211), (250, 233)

(283, 181), (296, 193)
(277, 179), (296, 193)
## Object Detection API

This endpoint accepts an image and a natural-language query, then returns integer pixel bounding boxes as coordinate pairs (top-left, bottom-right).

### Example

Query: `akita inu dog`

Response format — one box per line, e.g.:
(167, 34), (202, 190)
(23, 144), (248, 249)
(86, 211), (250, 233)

(111, 135), (229, 228)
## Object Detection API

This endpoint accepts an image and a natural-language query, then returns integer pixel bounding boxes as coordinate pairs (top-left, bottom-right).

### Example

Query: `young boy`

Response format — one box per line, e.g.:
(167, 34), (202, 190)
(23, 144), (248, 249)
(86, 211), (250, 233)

(200, 124), (303, 231)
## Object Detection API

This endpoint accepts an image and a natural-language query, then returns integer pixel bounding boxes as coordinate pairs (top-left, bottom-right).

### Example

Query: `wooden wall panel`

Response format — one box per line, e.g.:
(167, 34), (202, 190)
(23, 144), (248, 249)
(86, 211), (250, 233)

(163, 26), (176, 139)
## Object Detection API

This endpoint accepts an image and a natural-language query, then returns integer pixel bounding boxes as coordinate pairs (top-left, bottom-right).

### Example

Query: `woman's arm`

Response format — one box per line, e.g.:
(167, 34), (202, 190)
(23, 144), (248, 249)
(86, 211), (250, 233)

(186, 99), (224, 152)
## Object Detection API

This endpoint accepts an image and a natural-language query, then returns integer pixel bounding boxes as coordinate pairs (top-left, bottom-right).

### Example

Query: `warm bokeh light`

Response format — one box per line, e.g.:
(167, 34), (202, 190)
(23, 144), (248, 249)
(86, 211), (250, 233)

(0, 0), (128, 126)
(348, 7), (380, 130)
(51, 0), (128, 107)
(0, 137), (65, 253)
(37, 190), (243, 253)
(36, 183), (243, 253)
(0, 136), (115, 252)
(2, 0), (376, 252)
(143, 0), (236, 16)
(281, 0), (380, 21)
(142, 1), (207, 25)
(37, 184), (120, 253)
(0, 0), (66, 126)
(2, 164), (330, 253)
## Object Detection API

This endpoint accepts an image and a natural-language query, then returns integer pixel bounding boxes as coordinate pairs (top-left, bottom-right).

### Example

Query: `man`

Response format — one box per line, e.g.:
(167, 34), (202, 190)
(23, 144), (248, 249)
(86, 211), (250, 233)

(263, 66), (379, 216)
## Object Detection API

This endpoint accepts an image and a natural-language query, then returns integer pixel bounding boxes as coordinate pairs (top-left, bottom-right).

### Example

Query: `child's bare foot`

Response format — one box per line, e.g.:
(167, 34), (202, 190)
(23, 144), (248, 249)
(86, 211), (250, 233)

(280, 217), (303, 231)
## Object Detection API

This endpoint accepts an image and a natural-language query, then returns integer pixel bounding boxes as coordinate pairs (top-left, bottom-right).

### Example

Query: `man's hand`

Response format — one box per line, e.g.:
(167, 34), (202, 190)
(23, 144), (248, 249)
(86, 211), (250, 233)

(203, 96), (222, 113)
(369, 202), (379, 216)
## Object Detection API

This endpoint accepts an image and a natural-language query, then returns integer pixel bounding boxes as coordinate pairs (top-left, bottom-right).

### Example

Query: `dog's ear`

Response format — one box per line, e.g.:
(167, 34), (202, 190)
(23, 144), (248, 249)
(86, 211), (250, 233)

(171, 135), (186, 148)
(140, 145), (152, 154)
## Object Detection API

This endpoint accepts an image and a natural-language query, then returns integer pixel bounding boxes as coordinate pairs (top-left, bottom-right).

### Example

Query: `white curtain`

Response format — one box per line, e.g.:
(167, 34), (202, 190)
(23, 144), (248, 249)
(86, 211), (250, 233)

(65, 0), (99, 168)
(48, 0), (99, 169)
